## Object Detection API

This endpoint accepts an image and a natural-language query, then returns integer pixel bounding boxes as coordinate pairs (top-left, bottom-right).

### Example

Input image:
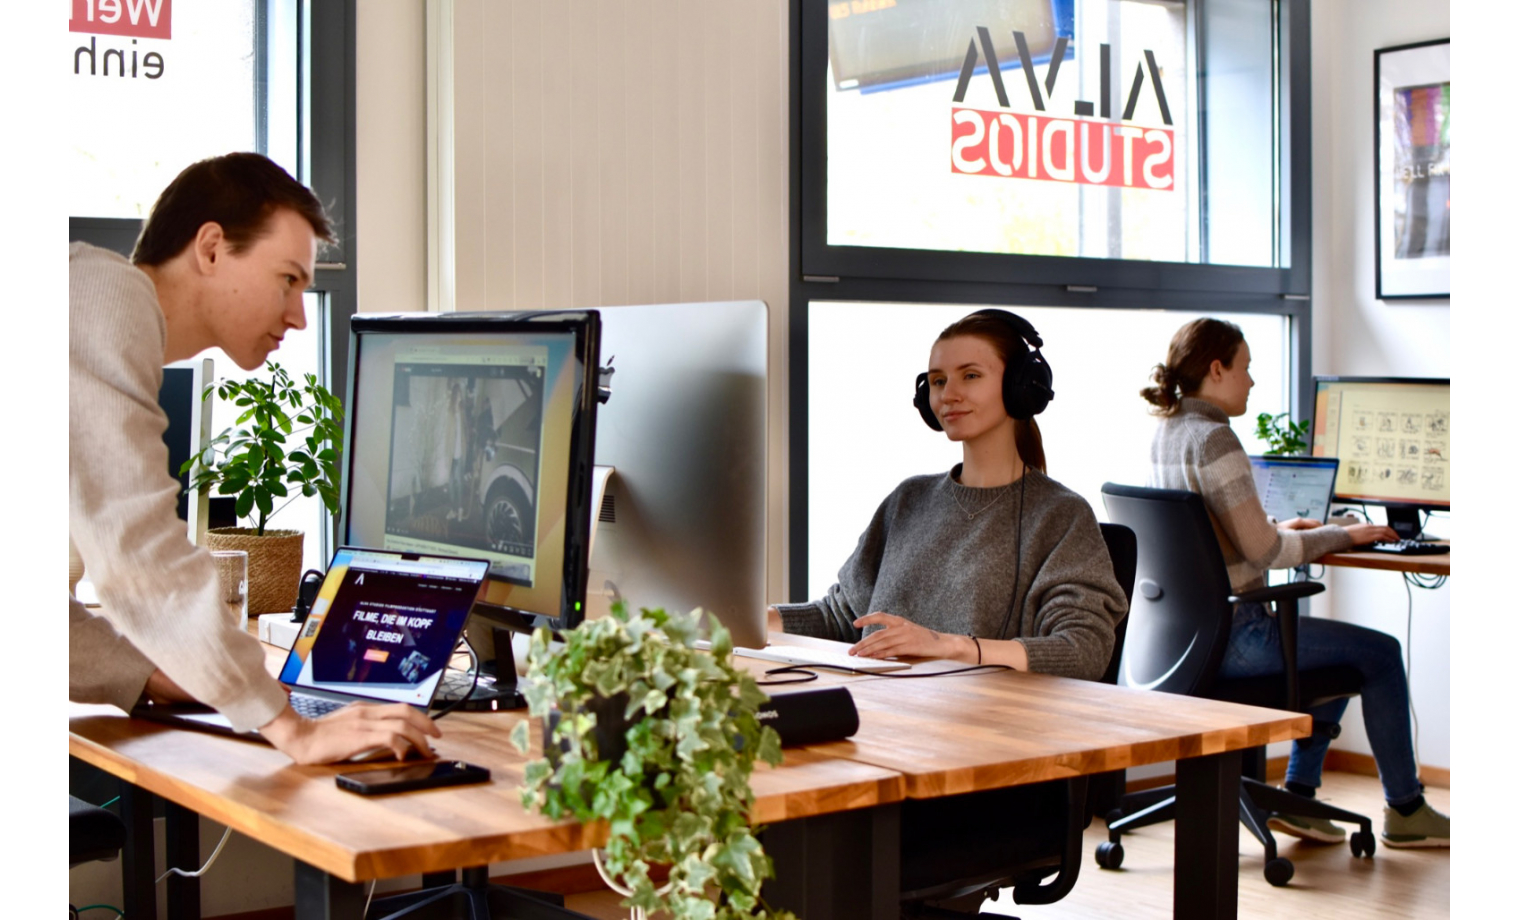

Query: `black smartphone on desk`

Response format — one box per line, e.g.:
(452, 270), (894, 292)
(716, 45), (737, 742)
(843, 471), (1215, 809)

(336, 760), (490, 795)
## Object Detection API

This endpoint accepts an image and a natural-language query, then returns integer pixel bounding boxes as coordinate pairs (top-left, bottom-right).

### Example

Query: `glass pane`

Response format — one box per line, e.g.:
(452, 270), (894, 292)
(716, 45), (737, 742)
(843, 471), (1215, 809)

(200, 292), (331, 574)
(68, 0), (259, 218)
(806, 301), (1288, 599)
(823, 0), (1281, 267)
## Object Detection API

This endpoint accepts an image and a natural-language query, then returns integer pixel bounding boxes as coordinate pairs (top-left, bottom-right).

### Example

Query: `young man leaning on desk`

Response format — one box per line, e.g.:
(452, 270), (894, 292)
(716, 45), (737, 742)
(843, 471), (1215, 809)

(70, 153), (439, 764)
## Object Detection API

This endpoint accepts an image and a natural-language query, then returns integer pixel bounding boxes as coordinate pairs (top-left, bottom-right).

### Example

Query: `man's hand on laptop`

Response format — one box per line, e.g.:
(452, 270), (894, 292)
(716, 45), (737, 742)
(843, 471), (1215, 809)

(260, 702), (442, 765)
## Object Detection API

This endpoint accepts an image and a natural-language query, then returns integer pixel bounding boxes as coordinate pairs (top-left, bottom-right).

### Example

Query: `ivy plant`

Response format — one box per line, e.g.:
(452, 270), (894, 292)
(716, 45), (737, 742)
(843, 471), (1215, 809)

(1255, 411), (1310, 456)
(510, 603), (794, 920)
(183, 361), (345, 536)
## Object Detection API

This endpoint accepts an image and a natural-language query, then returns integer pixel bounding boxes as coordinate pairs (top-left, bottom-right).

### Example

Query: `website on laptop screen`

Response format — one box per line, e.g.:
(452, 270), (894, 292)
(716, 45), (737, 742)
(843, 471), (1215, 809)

(1249, 457), (1339, 525)
(277, 549), (488, 707)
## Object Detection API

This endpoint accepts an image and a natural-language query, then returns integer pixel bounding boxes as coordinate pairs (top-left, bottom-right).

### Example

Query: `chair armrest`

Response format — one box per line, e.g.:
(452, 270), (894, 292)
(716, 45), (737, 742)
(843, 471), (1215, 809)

(1013, 776), (1089, 906)
(1228, 581), (1325, 606)
(1228, 582), (1324, 714)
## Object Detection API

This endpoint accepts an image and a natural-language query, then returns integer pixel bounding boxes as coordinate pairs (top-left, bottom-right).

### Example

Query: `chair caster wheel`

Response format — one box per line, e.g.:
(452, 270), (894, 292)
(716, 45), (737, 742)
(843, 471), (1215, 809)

(1350, 830), (1377, 858)
(1264, 857), (1294, 887)
(1105, 808), (1126, 826)
(1095, 841), (1124, 870)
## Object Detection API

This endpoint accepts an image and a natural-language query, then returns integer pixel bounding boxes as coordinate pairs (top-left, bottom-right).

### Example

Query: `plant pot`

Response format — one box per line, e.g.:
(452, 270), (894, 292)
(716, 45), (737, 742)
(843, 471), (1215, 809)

(205, 528), (304, 615)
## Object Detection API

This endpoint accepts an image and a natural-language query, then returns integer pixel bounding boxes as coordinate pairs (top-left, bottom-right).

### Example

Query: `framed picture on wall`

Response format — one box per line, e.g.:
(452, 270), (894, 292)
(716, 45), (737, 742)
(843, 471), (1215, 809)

(1375, 38), (1450, 300)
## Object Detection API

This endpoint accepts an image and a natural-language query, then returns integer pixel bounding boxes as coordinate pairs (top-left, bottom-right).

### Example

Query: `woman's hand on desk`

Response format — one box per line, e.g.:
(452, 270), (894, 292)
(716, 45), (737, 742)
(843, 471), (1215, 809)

(1344, 523), (1399, 546)
(849, 613), (975, 662)
(260, 702), (443, 765)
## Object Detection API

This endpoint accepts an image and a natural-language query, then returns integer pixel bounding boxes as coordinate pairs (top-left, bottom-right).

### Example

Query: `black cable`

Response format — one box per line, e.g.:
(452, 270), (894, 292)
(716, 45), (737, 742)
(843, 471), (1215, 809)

(429, 635), (480, 720)
(758, 663), (1014, 684)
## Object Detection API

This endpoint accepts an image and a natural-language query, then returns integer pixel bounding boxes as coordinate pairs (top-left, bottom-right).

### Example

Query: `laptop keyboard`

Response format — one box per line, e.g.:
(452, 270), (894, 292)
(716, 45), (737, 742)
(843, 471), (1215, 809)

(289, 694), (347, 719)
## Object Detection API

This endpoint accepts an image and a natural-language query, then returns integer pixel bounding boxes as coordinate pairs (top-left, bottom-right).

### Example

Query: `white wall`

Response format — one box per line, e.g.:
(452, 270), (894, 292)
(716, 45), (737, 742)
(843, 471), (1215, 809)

(443, 0), (792, 604)
(356, 0), (429, 315)
(1310, 0), (1451, 772)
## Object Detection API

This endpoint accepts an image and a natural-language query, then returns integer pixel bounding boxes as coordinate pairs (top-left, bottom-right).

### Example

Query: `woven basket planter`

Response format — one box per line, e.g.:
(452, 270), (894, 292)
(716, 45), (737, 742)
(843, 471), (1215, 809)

(205, 528), (304, 616)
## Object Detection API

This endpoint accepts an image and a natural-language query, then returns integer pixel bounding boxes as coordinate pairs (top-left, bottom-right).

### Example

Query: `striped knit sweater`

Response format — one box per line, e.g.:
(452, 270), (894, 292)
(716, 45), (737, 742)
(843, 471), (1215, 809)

(70, 242), (290, 732)
(1148, 398), (1353, 593)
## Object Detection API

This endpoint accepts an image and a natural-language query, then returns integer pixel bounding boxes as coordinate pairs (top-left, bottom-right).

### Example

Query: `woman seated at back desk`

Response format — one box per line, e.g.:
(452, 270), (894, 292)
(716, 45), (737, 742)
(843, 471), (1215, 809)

(767, 309), (1127, 681)
(1143, 317), (1449, 849)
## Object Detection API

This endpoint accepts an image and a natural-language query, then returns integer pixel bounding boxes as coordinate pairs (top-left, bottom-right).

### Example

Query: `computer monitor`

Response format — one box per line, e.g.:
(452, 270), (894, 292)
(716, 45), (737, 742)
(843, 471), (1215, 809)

(1310, 376), (1450, 539)
(341, 311), (602, 706)
(588, 301), (769, 649)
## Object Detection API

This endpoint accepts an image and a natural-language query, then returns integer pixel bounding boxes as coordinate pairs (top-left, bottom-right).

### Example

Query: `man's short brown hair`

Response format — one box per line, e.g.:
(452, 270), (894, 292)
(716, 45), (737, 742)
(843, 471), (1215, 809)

(131, 152), (335, 266)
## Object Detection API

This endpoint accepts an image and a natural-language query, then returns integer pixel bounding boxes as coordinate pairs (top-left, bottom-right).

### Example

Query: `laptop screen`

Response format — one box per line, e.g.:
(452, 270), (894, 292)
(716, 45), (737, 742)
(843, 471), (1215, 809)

(277, 548), (489, 707)
(1249, 456), (1340, 525)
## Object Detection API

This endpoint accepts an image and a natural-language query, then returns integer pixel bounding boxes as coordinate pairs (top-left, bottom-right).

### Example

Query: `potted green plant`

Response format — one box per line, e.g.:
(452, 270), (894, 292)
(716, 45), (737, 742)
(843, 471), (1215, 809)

(1255, 411), (1310, 456)
(185, 361), (344, 615)
(510, 603), (796, 920)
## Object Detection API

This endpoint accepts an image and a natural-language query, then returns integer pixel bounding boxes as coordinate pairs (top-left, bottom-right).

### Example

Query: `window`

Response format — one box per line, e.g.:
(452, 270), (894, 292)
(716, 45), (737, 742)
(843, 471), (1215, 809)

(68, 0), (356, 565)
(788, 0), (1313, 596)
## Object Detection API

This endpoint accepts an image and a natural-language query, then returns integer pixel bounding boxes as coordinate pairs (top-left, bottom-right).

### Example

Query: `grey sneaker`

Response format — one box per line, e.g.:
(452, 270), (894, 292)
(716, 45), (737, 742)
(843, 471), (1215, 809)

(1381, 802), (1450, 848)
(1268, 813), (1347, 844)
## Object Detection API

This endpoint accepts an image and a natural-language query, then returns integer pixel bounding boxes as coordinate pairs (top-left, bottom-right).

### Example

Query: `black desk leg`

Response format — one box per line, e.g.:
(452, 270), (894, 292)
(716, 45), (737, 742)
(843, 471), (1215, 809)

(762, 803), (900, 920)
(295, 860), (367, 920)
(1174, 750), (1242, 920)
(165, 800), (202, 920)
(119, 783), (157, 920)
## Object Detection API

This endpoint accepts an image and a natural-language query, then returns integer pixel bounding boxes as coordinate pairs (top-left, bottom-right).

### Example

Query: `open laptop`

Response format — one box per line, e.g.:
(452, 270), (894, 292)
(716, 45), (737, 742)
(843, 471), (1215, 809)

(1248, 455), (1340, 525)
(133, 547), (490, 741)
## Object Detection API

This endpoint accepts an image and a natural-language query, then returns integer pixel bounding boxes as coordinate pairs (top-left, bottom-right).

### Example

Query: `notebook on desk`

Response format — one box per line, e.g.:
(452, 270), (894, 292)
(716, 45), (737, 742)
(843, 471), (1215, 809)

(132, 547), (489, 741)
(1248, 455), (1340, 525)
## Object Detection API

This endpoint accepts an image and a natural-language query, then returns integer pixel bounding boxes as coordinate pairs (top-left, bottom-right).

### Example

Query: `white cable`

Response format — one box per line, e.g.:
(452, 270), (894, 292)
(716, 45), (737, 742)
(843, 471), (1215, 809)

(156, 826), (233, 884)
(364, 879), (377, 916)
(1402, 573), (1422, 769)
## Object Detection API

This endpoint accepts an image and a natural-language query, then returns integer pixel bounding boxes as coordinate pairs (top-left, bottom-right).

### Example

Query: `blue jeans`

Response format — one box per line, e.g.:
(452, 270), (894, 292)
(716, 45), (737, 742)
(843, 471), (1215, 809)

(1218, 603), (1423, 806)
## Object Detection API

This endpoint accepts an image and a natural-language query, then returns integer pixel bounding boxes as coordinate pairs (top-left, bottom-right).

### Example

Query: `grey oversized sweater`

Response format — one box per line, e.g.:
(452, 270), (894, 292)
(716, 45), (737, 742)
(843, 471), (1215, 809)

(70, 242), (290, 732)
(1148, 398), (1354, 593)
(781, 467), (1128, 680)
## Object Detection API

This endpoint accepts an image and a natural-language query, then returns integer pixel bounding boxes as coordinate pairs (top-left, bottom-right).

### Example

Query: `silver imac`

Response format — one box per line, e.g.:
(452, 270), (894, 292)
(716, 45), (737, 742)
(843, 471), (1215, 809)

(588, 301), (768, 649)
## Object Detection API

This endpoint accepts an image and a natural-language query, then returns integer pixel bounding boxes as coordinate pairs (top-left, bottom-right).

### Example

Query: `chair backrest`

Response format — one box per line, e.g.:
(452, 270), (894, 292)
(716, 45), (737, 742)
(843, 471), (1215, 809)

(1096, 522), (1137, 687)
(1100, 483), (1234, 697)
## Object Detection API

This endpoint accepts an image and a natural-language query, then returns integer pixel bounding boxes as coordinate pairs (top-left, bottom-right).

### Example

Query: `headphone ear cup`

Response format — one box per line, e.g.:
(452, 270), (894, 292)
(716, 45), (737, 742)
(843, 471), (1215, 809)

(1001, 350), (1055, 420)
(913, 373), (943, 431)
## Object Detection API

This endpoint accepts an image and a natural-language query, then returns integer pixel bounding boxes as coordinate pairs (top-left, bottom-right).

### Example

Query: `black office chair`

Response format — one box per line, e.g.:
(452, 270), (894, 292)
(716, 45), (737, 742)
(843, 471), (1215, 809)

(69, 795), (126, 868)
(1094, 483), (1375, 888)
(899, 522), (1136, 917)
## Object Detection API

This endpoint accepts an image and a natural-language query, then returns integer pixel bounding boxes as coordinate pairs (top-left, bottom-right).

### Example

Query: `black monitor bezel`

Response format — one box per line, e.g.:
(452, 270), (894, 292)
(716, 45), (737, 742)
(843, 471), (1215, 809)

(1310, 374), (1450, 512)
(341, 310), (602, 634)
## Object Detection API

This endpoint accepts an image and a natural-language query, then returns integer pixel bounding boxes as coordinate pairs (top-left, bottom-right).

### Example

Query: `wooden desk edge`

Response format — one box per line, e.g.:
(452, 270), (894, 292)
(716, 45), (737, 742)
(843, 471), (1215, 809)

(1319, 542), (1450, 576)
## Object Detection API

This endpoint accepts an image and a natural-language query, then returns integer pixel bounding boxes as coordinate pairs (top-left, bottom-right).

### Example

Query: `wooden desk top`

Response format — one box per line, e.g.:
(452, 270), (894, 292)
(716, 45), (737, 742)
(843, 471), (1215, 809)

(69, 701), (904, 883)
(806, 669), (1310, 799)
(1318, 542), (1450, 576)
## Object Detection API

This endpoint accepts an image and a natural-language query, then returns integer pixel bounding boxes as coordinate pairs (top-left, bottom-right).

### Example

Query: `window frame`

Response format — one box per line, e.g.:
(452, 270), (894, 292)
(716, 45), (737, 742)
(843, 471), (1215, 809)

(786, 0), (1315, 598)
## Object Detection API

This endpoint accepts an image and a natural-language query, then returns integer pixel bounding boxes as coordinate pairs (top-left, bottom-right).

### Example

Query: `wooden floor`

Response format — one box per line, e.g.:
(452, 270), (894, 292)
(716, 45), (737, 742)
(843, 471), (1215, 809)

(562, 771), (1450, 919)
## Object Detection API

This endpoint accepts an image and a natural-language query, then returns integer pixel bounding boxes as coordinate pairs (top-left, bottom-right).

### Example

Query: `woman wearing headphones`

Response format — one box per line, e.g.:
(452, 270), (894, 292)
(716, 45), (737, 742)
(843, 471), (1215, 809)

(769, 310), (1128, 682)
(1144, 317), (1449, 849)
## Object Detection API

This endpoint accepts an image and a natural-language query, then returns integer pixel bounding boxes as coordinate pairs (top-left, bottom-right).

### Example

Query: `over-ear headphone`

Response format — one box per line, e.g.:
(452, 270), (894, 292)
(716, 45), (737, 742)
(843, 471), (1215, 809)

(912, 309), (1055, 429)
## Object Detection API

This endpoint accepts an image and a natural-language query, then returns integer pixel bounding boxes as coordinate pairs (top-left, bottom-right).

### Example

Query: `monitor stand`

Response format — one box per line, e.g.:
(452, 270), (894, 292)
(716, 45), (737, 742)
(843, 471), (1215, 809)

(1385, 505), (1424, 541)
(433, 625), (528, 712)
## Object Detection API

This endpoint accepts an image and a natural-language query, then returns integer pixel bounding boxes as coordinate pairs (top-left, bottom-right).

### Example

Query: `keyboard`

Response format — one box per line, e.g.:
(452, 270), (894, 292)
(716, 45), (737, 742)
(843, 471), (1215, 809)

(1367, 539), (1450, 556)
(733, 644), (912, 673)
(289, 694), (347, 719)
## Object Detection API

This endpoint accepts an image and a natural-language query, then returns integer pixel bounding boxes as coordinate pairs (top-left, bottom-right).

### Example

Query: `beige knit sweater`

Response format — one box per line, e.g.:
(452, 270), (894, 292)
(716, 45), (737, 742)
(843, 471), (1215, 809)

(1148, 398), (1354, 593)
(69, 242), (289, 731)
